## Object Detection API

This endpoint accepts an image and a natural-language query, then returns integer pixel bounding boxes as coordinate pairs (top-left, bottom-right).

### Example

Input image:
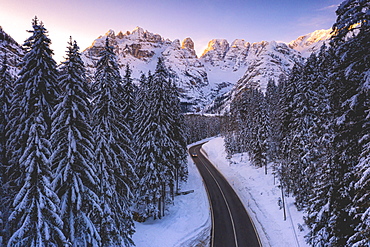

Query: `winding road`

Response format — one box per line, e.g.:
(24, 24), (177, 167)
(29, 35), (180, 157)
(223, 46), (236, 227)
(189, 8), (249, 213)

(189, 144), (261, 247)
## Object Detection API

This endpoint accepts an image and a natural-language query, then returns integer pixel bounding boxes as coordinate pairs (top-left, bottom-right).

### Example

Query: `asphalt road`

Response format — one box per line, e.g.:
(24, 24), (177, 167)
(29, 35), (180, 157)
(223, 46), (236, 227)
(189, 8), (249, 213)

(189, 144), (261, 247)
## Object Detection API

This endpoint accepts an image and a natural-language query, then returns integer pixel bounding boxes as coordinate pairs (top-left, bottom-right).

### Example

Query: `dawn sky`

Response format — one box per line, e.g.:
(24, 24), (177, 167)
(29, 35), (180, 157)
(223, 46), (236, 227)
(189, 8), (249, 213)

(0, 0), (343, 63)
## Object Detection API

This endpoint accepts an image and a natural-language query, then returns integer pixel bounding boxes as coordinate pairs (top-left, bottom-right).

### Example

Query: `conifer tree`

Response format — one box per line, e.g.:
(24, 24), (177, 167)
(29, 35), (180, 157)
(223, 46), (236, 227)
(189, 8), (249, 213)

(135, 58), (186, 218)
(4, 17), (62, 245)
(276, 66), (300, 195)
(0, 54), (13, 166)
(91, 38), (135, 246)
(5, 16), (59, 196)
(51, 38), (101, 246)
(121, 65), (136, 135)
(7, 102), (67, 246)
(324, 1), (370, 245)
(135, 60), (168, 219)
(265, 79), (279, 163)
(0, 53), (14, 245)
(120, 65), (138, 185)
(303, 45), (337, 246)
(168, 79), (188, 193)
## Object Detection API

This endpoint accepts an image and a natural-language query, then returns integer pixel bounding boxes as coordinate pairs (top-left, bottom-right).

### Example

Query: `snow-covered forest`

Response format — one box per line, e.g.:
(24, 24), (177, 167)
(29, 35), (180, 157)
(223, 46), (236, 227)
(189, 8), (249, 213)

(224, 1), (369, 246)
(0, 17), (187, 246)
(0, 0), (369, 246)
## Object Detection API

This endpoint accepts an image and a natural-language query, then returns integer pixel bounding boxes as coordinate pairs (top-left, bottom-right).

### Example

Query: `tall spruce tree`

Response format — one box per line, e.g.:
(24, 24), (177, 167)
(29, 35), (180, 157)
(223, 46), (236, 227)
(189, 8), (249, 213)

(0, 54), (13, 167)
(7, 102), (66, 246)
(120, 65), (138, 185)
(135, 58), (186, 219)
(325, 0), (370, 245)
(121, 65), (136, 135)
(303, 45), (337, 246)
(135, 60), (169, 219)
(91, 38), (135, 246)
(168, 79), (188, 194)
(4, 17), (62, 245)
(0, 53), (14, 245)
(50, 38), (101, 246)
(277, 65), (301, 195)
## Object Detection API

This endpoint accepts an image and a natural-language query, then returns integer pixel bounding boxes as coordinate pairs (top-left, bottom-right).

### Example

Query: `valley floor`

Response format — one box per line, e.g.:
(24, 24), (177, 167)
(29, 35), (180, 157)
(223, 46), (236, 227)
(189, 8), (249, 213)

(133, 137), (310, 247)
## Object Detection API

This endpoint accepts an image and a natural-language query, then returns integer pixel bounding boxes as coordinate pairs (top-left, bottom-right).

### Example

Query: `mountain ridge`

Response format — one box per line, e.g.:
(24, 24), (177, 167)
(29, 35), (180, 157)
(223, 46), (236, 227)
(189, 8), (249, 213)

(0, 26), (332, 113)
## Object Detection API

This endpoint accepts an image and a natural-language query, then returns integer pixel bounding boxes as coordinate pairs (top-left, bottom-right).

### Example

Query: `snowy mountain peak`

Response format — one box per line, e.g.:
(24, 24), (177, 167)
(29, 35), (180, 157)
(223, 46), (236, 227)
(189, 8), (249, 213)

(288, 28), (332, 56)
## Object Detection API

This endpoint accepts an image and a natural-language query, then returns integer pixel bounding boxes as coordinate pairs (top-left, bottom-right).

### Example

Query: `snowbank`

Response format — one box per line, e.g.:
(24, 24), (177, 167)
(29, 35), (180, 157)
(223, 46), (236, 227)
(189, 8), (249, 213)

(202, 137), (309, 247)
(132, 144), (211, 247)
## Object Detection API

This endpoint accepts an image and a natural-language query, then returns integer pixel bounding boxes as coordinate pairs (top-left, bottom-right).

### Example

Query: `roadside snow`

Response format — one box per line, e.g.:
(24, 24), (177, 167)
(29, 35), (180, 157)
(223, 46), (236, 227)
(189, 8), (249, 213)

(132, 142), (211, 247)
(202, 137), (309, 247)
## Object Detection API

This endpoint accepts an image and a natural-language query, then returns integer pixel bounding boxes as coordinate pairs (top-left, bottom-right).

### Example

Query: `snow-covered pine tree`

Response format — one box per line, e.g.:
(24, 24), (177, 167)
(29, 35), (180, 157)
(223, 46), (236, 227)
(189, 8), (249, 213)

(329, 0), (370, 245)
(167, 79), (188, 195)
(7, 101), (67, 246)
(325, 0), (370, 245)
(135, 59), (169, 219)
(0, 54), (13, 165)
(287, 53), (319, 209)
(135, 58), (184, 219)
(91, 38), (135, 246)
(303, 45), (338, 246)
(121, 65), (136, 135)
(120, 65), (138, 185)
(277, 65), (301, 196)
(4, 17), (60, 244)
(253, 89), (268, 173)
(50, 38), (101, 246)
(265, 79), (279, 163)
(0, 53), (14, 245)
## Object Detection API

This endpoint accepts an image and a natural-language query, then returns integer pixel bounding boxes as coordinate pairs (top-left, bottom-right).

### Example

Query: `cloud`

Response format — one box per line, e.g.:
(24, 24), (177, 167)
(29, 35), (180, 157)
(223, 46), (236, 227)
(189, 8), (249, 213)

(318, 4), (338, 11)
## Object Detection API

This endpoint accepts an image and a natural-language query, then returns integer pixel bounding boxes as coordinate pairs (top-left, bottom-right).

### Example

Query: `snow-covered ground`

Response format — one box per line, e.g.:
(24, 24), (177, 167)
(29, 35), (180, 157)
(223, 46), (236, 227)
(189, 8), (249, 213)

(202, 137), (309, 247)
(133, 136), (310, 246)
(132, 141), (211, 247)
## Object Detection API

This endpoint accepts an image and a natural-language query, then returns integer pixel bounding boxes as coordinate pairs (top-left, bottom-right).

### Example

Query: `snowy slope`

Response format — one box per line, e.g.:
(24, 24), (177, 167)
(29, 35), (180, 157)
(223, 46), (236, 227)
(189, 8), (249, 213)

(133, 144), (211, 247)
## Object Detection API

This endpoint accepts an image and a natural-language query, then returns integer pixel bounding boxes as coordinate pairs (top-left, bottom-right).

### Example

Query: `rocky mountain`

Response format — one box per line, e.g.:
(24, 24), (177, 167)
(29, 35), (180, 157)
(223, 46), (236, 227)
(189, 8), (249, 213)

(0, 27), (24, 76)
(203, 40), (304, 113)
(0, 26), (331, 113)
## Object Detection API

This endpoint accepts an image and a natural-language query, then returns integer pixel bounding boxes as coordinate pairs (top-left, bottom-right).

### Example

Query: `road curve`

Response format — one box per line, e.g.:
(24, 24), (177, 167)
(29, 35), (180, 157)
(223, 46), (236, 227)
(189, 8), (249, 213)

(189, 143), (261, 247)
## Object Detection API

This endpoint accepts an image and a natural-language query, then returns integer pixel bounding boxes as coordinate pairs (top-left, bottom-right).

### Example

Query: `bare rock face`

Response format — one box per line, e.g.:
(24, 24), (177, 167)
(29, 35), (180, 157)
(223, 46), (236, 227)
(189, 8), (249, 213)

(181, 37), (194, 49)
(181, 38), (197, 58)
(123, 43), (155, 60)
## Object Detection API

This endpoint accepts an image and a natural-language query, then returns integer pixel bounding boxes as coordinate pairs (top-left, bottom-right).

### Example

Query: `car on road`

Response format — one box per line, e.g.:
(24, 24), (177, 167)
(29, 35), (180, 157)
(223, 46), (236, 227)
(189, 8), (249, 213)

(191, 152), (198, 157)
